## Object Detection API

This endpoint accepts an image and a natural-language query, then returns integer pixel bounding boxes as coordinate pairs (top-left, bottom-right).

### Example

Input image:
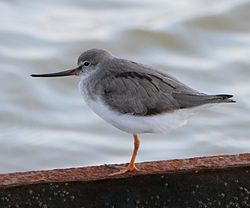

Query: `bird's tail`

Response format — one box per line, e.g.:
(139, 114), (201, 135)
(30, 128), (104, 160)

(172, 93), (235, 108)
(206, 94), (236, 103)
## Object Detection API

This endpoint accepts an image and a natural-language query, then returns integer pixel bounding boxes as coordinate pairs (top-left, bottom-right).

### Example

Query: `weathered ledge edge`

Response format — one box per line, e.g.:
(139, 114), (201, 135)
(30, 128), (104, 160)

(0, 153), (249, 189)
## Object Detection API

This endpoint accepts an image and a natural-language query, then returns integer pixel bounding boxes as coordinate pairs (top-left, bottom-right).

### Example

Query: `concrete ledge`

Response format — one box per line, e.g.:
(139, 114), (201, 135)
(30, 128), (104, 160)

(0, 154), (250, 207)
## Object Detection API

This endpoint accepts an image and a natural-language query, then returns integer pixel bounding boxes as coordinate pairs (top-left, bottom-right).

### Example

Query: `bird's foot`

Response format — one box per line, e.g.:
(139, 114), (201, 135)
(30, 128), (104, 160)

(109, 164), (139, 176)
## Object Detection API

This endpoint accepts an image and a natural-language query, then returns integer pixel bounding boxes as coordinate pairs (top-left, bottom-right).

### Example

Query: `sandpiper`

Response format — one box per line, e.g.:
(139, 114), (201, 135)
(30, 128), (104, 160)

(31, 48), (235, 175)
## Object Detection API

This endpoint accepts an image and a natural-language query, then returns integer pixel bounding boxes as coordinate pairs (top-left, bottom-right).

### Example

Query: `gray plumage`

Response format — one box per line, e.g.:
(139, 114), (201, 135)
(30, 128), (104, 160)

(78, 49), (235, 116)
(30, 48), (236, 173)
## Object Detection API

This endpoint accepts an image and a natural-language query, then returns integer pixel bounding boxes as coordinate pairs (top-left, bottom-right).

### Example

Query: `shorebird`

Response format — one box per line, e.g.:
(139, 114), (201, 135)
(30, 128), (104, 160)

(31, 49), (235, 175)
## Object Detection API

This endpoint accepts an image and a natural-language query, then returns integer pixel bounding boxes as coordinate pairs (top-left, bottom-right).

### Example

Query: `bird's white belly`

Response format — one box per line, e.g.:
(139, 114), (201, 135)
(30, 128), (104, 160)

(79, 77), (213, 134)
(82, 97), (211, 134)
(87, 99), (189, 133)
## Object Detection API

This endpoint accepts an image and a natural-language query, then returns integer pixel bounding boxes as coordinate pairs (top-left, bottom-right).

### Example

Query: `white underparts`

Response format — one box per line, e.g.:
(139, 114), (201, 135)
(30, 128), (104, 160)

(84, 97), (213, 133)
(79, 73), (214, 134)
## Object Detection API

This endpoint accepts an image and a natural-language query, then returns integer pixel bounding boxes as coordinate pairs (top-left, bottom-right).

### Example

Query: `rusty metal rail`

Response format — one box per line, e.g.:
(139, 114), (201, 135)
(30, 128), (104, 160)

(0, 154), (250, 207)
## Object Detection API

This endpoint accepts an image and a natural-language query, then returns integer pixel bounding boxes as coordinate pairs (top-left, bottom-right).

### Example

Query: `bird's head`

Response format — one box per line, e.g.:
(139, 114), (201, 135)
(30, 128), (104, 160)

(31, 49), (113, 78)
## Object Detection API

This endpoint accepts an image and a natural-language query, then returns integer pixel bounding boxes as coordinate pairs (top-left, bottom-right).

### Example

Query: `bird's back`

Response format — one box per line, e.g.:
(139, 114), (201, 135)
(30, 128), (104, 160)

(87, 57), (234, 116)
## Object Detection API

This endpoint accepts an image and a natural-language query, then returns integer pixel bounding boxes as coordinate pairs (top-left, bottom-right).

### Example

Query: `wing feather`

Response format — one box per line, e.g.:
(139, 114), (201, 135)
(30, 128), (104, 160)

(93, 58), (206, 116)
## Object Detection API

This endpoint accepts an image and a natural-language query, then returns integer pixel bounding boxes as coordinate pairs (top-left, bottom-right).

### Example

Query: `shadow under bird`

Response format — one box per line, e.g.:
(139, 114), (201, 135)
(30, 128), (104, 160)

(31, 49), (235, 175)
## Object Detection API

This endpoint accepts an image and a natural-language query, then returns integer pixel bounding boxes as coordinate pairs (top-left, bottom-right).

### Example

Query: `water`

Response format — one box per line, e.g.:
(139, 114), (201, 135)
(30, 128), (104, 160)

(0, 0), (249, 174)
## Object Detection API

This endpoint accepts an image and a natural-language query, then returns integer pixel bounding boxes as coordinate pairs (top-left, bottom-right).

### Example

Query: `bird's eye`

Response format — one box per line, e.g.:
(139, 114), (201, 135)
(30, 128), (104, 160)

(83, 61), (90, 67)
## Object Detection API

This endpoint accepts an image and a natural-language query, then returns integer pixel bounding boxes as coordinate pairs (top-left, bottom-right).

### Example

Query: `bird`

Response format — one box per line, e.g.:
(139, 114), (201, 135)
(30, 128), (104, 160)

(31, 48), (235, 175)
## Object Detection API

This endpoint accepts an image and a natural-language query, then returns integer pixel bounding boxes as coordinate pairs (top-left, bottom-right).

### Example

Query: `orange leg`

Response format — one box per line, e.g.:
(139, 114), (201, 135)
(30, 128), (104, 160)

(110, 134), (140, 176)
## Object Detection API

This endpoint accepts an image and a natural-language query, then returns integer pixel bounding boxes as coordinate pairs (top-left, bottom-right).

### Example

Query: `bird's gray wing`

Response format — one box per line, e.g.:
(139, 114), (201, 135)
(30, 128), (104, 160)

(93, 59), (209, 116)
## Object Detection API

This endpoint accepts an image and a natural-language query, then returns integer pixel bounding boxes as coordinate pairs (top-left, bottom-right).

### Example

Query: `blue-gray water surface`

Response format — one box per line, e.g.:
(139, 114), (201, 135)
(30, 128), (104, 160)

(0, 0), (249, 173)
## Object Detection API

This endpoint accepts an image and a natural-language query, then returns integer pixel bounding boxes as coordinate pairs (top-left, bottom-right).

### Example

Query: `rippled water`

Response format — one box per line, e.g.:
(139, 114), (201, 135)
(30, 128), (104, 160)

(0, 0), (249, 174)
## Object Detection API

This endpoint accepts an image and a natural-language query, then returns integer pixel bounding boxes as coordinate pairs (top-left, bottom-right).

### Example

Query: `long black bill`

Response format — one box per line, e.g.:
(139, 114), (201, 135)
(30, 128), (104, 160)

(30, 67), (80, 78)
